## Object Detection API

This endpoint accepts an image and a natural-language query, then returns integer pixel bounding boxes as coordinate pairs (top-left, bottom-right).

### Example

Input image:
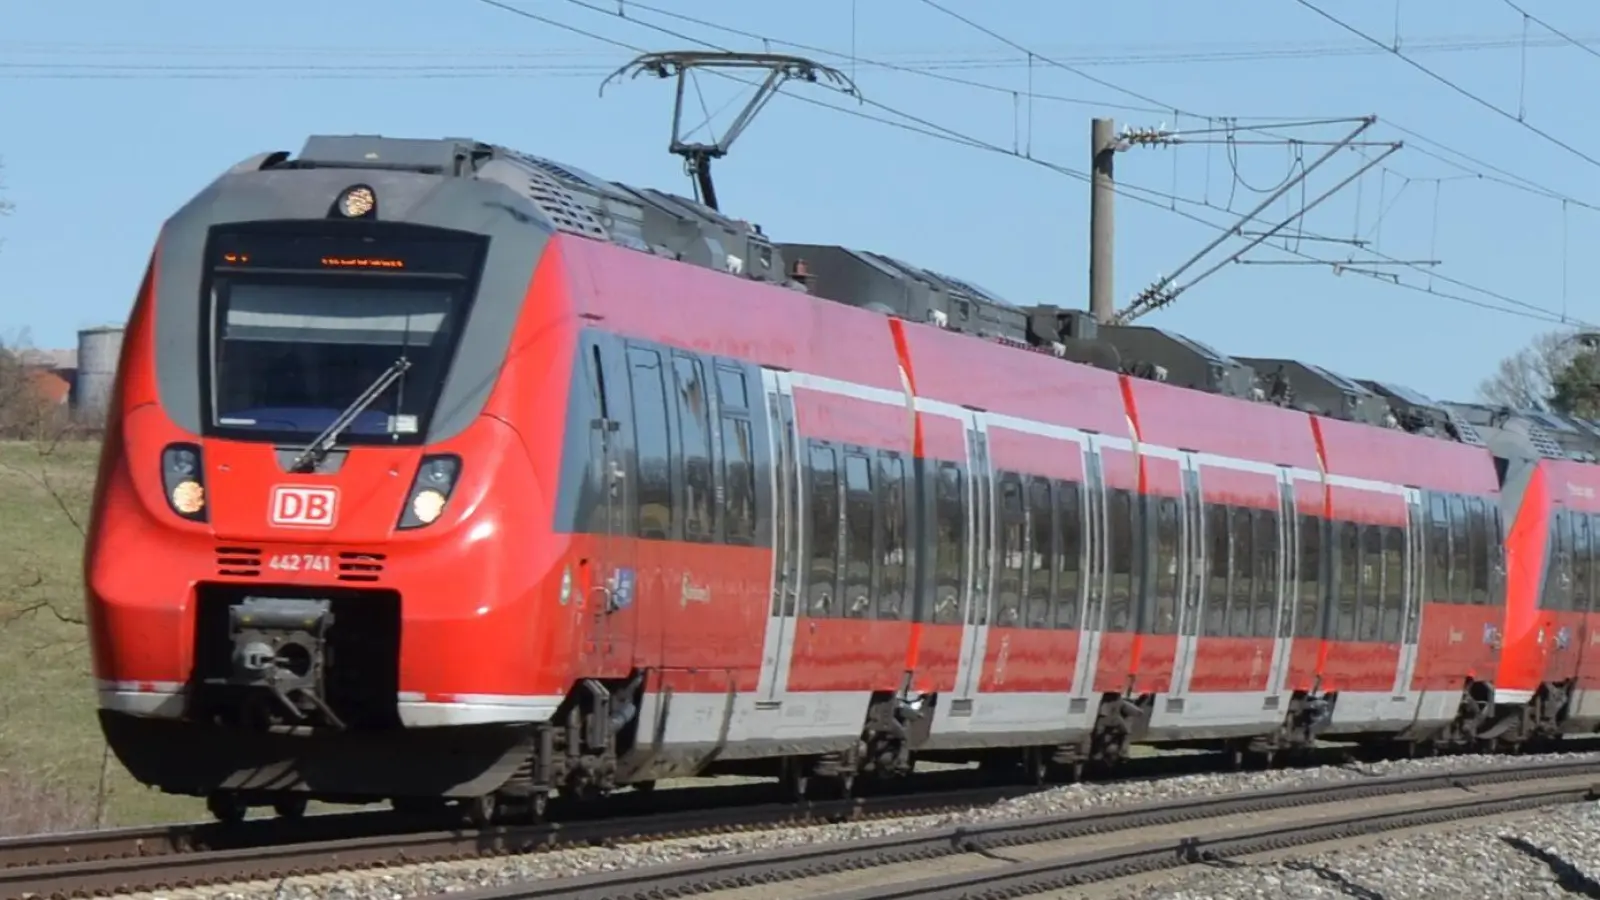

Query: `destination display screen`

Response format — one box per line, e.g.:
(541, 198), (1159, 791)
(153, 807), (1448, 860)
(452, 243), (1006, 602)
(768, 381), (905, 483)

(207, 224), (486, 278)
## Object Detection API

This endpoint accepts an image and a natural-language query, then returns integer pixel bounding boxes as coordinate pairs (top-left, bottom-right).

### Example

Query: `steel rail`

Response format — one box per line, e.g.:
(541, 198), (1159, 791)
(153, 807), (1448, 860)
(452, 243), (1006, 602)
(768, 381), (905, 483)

(435, 756), (1600, 900)
(1, 780), (1037, 900)
(822, 781), (1599, 899)
(0, 738), (1262, 880)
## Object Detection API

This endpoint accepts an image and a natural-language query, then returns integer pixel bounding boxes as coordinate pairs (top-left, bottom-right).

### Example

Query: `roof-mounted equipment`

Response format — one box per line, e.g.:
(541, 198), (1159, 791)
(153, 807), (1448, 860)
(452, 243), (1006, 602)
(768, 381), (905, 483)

(601, 51), (860, 212)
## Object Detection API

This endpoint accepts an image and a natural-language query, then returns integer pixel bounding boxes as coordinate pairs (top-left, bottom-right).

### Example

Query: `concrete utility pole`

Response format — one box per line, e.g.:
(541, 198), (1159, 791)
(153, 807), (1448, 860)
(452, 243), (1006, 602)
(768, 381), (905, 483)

(1088, 117), (1116, 324)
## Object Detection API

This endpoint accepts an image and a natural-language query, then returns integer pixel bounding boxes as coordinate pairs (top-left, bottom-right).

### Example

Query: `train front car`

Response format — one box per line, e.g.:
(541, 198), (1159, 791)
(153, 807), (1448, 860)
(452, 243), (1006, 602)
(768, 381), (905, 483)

(84, 136), (576, 823)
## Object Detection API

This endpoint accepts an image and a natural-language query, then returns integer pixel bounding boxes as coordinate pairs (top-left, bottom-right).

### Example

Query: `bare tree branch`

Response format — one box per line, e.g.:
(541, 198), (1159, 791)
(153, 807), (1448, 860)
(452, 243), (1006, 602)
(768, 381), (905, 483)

(1477, 329), (1583, 410)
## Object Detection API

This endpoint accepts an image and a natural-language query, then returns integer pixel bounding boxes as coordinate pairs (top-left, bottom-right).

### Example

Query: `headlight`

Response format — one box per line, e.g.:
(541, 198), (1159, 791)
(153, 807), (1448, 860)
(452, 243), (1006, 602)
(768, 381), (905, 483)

(398, 455), (461, 530)
(161, 443), (207, 522)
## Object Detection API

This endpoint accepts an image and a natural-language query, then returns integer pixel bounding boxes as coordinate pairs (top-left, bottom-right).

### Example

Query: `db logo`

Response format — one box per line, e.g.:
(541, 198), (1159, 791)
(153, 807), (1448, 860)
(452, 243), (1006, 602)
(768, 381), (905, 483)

(270, 485), (339, 529)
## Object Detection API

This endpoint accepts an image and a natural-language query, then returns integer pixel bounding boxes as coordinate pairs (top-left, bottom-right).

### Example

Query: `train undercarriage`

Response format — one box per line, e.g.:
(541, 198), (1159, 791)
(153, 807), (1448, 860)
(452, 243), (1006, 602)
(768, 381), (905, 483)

(104, 662), (1581, 826)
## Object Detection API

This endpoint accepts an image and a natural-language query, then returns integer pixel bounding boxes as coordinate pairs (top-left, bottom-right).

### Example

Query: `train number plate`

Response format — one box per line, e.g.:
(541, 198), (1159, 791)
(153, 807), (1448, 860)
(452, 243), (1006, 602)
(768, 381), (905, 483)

(268, 553), (332, 573)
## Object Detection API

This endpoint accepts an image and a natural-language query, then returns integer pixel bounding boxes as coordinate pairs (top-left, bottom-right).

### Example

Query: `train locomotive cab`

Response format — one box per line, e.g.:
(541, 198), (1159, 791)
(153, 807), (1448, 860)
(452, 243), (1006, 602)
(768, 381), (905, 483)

(86, 141), (579, 822)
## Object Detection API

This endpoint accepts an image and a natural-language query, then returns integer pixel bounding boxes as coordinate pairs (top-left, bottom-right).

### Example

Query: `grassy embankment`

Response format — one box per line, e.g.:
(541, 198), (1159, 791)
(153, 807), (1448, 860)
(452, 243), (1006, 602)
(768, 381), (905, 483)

(0, 439), (201, 832)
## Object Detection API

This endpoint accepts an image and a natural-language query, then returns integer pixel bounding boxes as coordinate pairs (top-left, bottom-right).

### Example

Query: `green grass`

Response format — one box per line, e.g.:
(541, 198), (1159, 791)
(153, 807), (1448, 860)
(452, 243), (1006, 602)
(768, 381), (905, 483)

(0, 439), (202, 830)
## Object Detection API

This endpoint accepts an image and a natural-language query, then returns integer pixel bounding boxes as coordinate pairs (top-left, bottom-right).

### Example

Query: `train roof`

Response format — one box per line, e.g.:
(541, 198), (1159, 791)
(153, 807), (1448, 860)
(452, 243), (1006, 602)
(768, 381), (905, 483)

(256, 133), (1572, 467)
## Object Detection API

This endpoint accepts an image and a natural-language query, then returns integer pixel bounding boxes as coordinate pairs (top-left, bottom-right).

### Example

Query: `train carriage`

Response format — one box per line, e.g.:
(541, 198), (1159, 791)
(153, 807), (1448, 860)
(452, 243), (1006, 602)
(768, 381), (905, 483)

(82, 133), (1594, 822)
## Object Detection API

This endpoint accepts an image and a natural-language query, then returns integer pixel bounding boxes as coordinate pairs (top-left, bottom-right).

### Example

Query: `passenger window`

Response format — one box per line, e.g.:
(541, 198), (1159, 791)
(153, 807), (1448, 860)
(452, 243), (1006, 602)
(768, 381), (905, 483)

(933, 463), (965, 624)
(715, 364), (749, 411)
(1254, 508), (1279, 639)
(1427, 493), (1450, 604)
(842, 453), (875, 619)
(1206, 504), (1230, 637)
(584, 342), (628, 536)
(995, 473), (1025, 627)
(1468, 498), (1490, 605)
(877, 455), (909, 621)
(1296, 514), (1324, 638)
(1056, 480), (1083, 629)
(1230, 507), (1254, 638)
(1336, 521), (1359, 641)
(1026, 477), (1054, 628)
(1448, 495), (1470, 604)
(807, 444), (840, 616)
(672, 354), (715, 542)
(626, 346), (673, 540)
(1381, 525), (1404, 642)
(1544, 509), (1571, 612)
(1358, 524), (1383, 642)
(1578, 514), (1595, 614)
(1106, 489), (1136, 631)
(1153, 496), (1180, 635)
(720, 418), (756, 545)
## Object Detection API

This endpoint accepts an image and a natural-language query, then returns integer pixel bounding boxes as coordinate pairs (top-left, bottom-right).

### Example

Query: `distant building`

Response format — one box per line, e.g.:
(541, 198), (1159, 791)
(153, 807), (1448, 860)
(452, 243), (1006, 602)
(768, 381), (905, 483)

(3, 326), (124, 425)
(12, 347), (76, 407)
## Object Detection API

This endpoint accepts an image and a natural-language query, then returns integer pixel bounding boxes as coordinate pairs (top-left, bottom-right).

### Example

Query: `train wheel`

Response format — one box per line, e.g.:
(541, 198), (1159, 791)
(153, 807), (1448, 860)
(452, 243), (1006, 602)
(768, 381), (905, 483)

(781, 768), (810, 803)
(462, 793), (497, 828)
(272, 796), (309, 820)
(206, 792), (247, 825)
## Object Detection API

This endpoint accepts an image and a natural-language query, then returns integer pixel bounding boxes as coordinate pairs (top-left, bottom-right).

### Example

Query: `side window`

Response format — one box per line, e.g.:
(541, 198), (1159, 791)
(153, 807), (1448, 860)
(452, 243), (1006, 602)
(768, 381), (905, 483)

(878, 454), (908, 621)
(933, 463), (965, 624)
(1026, 477), (1054, 628)
(1382, 525), (1404, 642)
(716, 363), (755, 546)
(1547, 509), (1572, 612)
(1359, 524), (1383, 642)
(1468, 497), (1490, 605)
(1448, 495), (1470, 604)
(1230, 507), (1254, 638)
(720, 419), (756, 545)
(1106, 489), (1135, 631)
(996, 473), (1025, 627)
(1153, 496), (1180, 635)
(1254, 508), (1279, 638)
(1336, 521), (1359, 641)
(626, 346), (672, 540)
(842, 453), (875, 619)
(715, 364), (749, 411)
(1206, 504), (1230, 637)
(672, 354), (714, 542)
(1056, 480), (1083, 629)
(807, 444), (840, 616)
(1576, 513), (1594, 614)
(1296, 513), (1324, 638)
(584, 342), (628, 536)
(1427, 493), (1450, 604)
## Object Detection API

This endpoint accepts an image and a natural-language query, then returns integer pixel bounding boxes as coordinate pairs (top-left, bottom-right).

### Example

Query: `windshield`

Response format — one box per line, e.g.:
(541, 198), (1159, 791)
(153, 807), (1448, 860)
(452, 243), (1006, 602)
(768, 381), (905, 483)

(200, 223), (486, 445)
(210, 279), (462, 443)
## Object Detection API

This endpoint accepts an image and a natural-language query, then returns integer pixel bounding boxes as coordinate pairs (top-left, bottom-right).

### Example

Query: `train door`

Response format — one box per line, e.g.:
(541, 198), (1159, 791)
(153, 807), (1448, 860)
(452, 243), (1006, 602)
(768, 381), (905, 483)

(1392, 487), (1427, 697)
(1265, 468), (1300, 699)
(1166, 452), (1206, 698)
(756, 369), (803, 706)
(950, 409), (995, 711)
(1069, 438), (1109, 703)
(583, 335), (632, 669)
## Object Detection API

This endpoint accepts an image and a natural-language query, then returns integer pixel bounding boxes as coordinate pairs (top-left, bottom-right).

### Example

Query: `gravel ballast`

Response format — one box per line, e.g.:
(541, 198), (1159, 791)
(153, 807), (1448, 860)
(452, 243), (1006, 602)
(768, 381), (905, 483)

(1106, 799), (1600, 899)
(109, 749), (1600, 900)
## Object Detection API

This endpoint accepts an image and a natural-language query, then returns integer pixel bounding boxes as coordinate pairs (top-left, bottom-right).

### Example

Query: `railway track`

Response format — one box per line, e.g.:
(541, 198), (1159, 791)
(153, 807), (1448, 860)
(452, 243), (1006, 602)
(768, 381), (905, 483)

(5, 743), (1595, 900)
(430, 756), (1600, 900)
(0, 775), (1043, 899)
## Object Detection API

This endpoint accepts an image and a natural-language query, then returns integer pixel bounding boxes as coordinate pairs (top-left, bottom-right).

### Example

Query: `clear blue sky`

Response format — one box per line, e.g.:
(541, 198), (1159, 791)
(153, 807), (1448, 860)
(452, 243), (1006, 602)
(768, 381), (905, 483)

(3, 0), (1597, 403)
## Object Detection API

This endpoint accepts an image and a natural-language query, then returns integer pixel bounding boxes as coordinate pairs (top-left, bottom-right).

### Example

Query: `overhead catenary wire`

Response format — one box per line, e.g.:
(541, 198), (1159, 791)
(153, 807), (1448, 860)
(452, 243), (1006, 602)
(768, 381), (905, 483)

(1295, 0), (1600, 172)
(464, 0), (1586, 327)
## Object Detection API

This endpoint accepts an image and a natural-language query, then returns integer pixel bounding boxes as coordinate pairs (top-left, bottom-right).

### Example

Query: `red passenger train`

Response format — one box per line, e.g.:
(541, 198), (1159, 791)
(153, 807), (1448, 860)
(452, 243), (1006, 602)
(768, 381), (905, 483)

(83, 134), (1600, 823)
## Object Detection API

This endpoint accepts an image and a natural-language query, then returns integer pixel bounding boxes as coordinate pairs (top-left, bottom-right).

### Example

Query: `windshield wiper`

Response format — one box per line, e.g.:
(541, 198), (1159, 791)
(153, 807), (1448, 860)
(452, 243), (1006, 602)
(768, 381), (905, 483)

(288, 356), (413, 473)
